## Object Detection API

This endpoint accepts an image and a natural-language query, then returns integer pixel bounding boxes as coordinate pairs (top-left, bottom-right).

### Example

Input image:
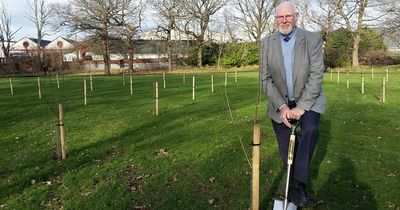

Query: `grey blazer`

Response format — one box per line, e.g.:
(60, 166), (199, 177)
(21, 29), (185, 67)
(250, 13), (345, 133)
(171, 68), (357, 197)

(260, 28), (326, 123)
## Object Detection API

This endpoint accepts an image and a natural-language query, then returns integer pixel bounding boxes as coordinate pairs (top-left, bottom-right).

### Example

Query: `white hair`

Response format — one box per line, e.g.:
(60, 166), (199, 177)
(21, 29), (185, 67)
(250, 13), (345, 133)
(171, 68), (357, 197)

(276, 1), (298, 14)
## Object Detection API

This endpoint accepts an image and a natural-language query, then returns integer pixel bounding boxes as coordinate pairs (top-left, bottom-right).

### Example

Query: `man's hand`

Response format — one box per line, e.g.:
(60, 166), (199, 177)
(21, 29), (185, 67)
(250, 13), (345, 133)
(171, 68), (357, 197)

(279, 105), (292, 128)
(290, 107), (305, 120)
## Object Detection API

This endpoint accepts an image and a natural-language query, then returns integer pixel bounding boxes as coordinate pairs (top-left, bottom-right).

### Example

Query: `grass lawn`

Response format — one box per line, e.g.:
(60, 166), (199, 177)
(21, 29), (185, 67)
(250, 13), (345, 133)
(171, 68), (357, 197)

(0, 66), (399, 209)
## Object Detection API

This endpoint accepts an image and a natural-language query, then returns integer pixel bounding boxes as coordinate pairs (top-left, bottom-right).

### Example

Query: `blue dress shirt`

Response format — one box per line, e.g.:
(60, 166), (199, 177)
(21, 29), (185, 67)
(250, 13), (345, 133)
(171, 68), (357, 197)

(280, 28), (297, 102)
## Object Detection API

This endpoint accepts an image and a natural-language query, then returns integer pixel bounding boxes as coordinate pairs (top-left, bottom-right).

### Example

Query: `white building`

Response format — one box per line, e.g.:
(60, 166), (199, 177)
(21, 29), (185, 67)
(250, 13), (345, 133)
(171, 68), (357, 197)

(0, 40), (16, 61)
(10, 36), (51, 56)
(45, 36), (78, 61)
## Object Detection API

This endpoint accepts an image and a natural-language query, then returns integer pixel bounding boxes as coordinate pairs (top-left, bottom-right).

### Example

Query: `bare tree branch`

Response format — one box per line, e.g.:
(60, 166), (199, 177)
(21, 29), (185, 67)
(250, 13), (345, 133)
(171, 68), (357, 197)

(178, 0), (228, 67)
(26, 0), (53, 73)
(53, 0), (137, 75)
(0, 1), (21, 60)
(233, 0), (278, 42)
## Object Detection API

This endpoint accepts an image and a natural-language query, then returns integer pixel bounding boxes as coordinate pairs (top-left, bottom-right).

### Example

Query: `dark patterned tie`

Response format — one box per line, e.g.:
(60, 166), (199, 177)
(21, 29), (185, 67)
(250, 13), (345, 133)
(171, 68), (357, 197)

(284, 36), (291, 42)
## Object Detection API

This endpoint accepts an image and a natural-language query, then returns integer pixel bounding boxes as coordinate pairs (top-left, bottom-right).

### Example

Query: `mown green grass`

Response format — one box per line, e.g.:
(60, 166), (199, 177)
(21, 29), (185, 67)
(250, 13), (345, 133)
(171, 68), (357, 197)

(0, 66), (399, 209)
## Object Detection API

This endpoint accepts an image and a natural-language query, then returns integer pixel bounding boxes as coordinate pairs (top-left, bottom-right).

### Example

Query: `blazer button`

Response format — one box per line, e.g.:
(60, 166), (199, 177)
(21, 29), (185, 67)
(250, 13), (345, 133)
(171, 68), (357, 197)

(285, 95), (287, 98)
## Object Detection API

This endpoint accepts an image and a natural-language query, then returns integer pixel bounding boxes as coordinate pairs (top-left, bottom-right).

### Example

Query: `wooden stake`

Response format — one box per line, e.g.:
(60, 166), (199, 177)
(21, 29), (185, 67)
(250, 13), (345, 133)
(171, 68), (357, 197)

(90, 74), (93, 92)
(330, 69), (333, 80)
(386, 68), (389, 82)
(361, 74), (365, 94)
(382, 76), (386, 103)
(225, 71), (227, 87)
(337, 69), (340, 83)
(211, 74), (214, 93)
(192, 76), (195, 100)
(154, 81), (159, 116)
(235, 71), (237, 83)
(84, 79), (87, 106)
(37, 77), (42, 99)
(183, 72), (186, 84)
(130, 74), (133, 95)
(251, 124), (261, 210)
(9, 78), (13, 95)
(123, 72), (125, 86)
(346, 71), (349, 89)
(58, 103), (66, 159)
(371, 67), (374, 79)
(56, 74), (60, 89)
(163, 72), (166, 89)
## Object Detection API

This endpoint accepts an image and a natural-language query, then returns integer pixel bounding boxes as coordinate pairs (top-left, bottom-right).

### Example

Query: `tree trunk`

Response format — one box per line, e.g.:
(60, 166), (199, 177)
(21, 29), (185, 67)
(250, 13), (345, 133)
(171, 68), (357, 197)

(104, 39), (111, 75)
(167, 25), (173, 71)
(352, 32), (360, 67)
(197, 45), (203, 67)
(128, 49), (134, 72)
(167, 40), (172, 71)
(217, 44), (223, 69)
(37, 34), (43, 74)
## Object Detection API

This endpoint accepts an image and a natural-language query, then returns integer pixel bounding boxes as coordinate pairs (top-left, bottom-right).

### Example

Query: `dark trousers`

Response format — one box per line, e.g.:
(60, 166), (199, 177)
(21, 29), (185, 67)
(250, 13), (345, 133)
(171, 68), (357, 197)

(271, 106), (320, 184)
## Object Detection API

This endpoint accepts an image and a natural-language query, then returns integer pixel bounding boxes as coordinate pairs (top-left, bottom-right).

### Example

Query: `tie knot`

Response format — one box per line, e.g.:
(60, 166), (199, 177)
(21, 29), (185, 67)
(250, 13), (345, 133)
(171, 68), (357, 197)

(284, 36), (291, 42)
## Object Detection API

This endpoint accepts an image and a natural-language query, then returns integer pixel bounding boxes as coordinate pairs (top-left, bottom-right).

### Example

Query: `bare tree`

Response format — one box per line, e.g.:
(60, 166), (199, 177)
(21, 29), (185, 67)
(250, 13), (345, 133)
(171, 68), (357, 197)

(178, 0), (228, 67)
(0, 1), (21, 61)
(306, 0), (340, 40)
(152, 0), (181, 71)
(332, 0), (388, 67)
(115, 0), (146, 73)
(54, 0), (127, 75)
(208, 13), (226, 69)
(381, 1), (400, 47)
(223, 10), (240, 43)
(234, 0), (278, 43)
(26, 0), (53, 73)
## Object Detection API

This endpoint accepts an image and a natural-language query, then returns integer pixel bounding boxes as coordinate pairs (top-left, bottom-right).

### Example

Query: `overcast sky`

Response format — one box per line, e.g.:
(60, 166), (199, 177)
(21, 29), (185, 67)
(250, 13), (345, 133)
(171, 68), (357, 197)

(4, 0), (67, 41)
(6, 0), (159, 42)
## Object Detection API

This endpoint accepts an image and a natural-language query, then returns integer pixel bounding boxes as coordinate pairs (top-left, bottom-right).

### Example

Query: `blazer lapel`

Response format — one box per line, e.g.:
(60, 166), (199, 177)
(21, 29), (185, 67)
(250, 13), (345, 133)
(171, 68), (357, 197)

(293, 29), (305, 83)
(271, 32), (286, 83)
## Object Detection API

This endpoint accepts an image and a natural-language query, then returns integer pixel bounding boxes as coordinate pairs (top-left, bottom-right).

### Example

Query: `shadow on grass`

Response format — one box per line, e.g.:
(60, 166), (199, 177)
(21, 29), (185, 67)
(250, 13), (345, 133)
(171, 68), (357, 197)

(260, 116), (332, 209)
(0, 86), (252, 204)
(309, 117), (331, 190)
(0, 73), (260, 207)
(260, 153), (285, 209)
(316, 158), (377, 209)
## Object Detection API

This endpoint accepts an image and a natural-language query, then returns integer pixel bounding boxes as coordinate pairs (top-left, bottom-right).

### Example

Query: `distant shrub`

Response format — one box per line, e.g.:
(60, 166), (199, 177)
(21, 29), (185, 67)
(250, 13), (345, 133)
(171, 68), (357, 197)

(221, 42), (259, 67)
(360, 51), (400, 65)
(184, 43), (220, 66)
(324, 28), (387, 68)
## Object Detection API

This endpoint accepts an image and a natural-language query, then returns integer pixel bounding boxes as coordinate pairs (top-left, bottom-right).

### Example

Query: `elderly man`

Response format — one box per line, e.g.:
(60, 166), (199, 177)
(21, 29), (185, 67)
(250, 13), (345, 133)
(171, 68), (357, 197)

(260, 1), (326, 207)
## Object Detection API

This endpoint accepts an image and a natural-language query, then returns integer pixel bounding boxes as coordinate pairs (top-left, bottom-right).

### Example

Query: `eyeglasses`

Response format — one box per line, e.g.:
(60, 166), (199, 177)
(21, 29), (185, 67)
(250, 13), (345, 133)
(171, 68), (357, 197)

(275, 14), (296, 21)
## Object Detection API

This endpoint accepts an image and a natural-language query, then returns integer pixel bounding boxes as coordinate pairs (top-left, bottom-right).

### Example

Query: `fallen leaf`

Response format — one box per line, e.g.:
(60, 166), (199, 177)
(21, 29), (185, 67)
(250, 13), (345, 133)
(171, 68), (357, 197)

(208, 197), (219, 205)
(155, 148), (168, 157)
(387, 173), (396, 177)
(209, 177), (215, 183)
(81, 191), (92, 196)
(266, 169), (273, 175)
(134, 204), (149, 209)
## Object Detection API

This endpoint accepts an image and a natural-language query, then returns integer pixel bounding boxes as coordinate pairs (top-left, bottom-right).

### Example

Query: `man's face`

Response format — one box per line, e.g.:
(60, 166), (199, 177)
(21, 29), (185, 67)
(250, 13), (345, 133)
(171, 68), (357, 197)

(275, 4), (298, 35)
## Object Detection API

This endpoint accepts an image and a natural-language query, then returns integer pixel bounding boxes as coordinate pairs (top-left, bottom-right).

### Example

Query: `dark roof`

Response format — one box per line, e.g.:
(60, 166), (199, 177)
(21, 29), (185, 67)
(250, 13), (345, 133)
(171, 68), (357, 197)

(28, 38), (51, 47)
(62, 37), (76, 43)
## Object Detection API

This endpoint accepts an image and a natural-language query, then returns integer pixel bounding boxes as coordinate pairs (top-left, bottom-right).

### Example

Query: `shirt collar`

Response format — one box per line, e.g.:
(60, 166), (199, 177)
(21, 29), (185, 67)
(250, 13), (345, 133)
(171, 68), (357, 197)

(280, 27), (297, 41)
